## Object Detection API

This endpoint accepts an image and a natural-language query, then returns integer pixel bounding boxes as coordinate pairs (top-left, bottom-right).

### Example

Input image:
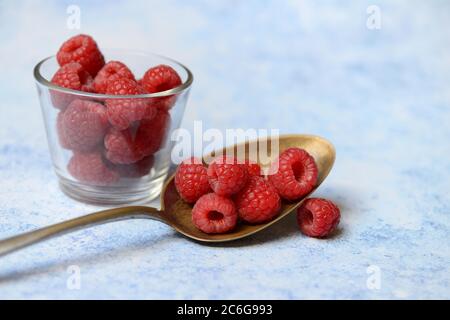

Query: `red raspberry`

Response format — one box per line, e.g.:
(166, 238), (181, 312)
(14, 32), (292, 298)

(57, 99), (109, 151)
(297, 198), (340, 238)
(245, 160), (262, 177)
(68, 152), (119, 186)
(81, 76), (96, 93)
(192, 193), (238, 234)
(135, 110), (170, 157)
(151, 95), (179, 111)
(105, 78), (157, 129)
(104, 127), (143, 164)
(50, 62), (93, 110)
(268, 148), (318, 201)
(111, 155), (154, 178)
(93, 61), (135, 94)
(56, 112), (70, 149)
(141, 64), (182, 93)
(57, 34), (105, 76)
(175, 157), (211, 203)
(235, 176), (281, 224)
(207, 156), (248, 197)
(140, 65), (182, 111)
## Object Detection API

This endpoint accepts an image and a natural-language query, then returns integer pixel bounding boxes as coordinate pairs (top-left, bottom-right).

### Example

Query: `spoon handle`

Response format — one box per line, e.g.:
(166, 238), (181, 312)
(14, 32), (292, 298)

(0, 206), (163, 257)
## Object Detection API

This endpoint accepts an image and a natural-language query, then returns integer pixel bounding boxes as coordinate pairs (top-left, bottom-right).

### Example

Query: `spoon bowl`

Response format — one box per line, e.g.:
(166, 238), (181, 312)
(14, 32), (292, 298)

(0, 134), (335, 256)
(162, 134), (335, 242)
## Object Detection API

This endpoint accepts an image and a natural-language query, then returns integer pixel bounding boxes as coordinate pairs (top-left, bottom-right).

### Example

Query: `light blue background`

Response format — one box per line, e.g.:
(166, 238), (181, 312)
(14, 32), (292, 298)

(0, 0), (449, 299)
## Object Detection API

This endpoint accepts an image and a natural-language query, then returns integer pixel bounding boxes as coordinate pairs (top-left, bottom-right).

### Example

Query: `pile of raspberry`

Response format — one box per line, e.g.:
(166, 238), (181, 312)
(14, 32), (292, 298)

(50, 34), (182, 186)
(175, 148), (340, 238)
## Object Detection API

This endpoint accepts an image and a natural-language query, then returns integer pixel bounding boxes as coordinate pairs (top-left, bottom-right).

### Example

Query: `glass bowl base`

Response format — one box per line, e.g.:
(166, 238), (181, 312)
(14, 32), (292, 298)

(57, 172), (168, 206)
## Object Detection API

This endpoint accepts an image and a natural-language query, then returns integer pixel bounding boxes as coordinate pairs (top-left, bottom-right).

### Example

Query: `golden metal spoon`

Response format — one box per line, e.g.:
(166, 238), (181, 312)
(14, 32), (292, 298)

(0, 134), (335, 257)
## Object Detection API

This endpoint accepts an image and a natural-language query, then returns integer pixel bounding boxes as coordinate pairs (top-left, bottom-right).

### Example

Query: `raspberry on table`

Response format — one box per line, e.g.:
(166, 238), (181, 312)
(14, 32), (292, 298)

(105, 78), (157, 129)
(57, 99), (109, 152)
(140, 65), (182, 111)
(110, 155), (154, 178)
(135, 109), (170, 157)
(297, 198), (340, 238)
(175, 157), (211, 203)
(50, 62), (93, 110)
(268, 147), (318, 201)
(93, 61), (135, 94)
(57, 34), (105, 76)
(207, 156), (248, 197)
(235, 176), (281, 224)
(104, 127), (143, 164)
(68, 151), (119, 186)
(244, 160), (262, 177)
(192, 193), (238, 234)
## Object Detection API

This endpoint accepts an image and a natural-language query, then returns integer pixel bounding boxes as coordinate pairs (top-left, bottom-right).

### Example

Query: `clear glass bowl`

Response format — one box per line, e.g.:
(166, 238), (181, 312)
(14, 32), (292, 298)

(34, 50), (193, 205)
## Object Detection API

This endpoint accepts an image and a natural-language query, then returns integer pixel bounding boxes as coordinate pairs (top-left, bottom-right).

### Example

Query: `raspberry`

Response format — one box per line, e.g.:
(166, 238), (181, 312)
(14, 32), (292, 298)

(297, 198), (340, 238)
(268, 148), (318, 201)
(93, 61), (135, 94)
(56, 112), (70, 149)
(104, 127), (142, 164)
(68, 152), (119, 186)
(57, 99), (109, 151)
(141, 65), (182, 93)
(57, 34), (105, 76)
(81, 76), (96, 93)
(50, 62), (93, 110)
(151, 95), (178, 111)
(245, 160), (262, 177)
(175, 157), (211, 203)
(111, 155), (154, 178)
(207, 156), (248, 197)
(235, 176), (281, 224)
(135, 110), (170, 156)
(105, 78), (157, 129)
(192, 193), (238, 234)
(140, 65), (182, 111)
(104, 109), (169, 165)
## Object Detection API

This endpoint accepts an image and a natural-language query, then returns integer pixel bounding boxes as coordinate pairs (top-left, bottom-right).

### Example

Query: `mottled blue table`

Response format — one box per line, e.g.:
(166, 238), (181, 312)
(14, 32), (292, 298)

(0, 1), (449, 299)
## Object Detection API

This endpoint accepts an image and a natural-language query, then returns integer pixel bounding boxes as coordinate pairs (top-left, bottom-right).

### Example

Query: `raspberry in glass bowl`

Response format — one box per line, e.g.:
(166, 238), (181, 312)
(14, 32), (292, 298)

(34, 35), (193, 205)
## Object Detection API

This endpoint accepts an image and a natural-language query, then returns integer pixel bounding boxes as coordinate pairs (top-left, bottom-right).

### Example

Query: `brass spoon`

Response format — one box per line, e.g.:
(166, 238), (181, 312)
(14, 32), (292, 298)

(0, 134), (335, 257)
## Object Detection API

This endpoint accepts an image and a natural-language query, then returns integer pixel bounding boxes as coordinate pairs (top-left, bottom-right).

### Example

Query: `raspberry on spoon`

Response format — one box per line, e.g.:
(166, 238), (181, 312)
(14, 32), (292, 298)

(235, 176), (281, 224)
(207, 156), (248, 197)
(268, 147), (318, 201)
(192, 193), (238, 234)
(175, 157), (211, 203)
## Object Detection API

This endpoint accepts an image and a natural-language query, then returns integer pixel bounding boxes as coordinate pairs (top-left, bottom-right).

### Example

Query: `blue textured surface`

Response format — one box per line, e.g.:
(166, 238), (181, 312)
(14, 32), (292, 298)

(0, 0), (449, 299)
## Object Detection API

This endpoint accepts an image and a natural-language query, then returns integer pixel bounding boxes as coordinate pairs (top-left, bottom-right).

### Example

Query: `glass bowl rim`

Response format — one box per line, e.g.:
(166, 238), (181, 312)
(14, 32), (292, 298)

(33, 49), (194, 99)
